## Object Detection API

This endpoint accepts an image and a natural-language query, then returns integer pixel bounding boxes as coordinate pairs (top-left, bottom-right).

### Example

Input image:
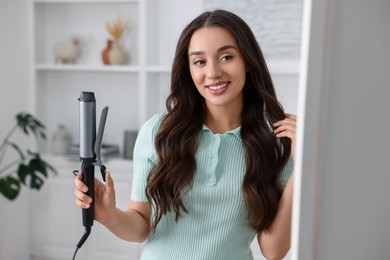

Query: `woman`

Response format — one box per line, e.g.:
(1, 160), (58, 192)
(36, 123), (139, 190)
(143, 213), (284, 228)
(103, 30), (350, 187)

(75, 9), (296, 260)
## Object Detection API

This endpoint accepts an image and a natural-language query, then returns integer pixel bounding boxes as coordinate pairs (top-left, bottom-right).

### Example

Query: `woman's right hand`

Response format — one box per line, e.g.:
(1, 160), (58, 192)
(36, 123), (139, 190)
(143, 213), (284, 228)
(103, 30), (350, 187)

(74, 171), (116, 223)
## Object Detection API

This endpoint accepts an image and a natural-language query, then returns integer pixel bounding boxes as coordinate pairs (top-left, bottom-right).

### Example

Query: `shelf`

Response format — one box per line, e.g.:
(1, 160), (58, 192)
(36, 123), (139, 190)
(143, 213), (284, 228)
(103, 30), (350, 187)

(35, 64), (139, 73)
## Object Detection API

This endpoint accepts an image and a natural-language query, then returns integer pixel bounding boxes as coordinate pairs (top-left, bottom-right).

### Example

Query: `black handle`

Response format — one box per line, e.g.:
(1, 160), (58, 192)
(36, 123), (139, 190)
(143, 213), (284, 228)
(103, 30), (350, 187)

(81, 158), (95, 228)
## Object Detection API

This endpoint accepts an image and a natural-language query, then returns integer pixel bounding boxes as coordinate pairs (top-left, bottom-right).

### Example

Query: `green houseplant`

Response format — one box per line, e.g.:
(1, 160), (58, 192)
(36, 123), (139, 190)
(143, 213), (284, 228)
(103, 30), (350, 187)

(0, 112), (57, 200)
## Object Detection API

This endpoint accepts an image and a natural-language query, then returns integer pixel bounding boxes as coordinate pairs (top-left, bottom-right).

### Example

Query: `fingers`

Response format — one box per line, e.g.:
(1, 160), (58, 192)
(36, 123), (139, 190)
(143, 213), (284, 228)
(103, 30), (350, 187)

(273, 114), (297, 143)
(274, 113), (297, 161)
(284, 113), (297, 120)
(274, 130), (296, 144)
(273, 122), (296, 134)
(74, 171), (115, 209)
(273, 114), (297, 127)
(74, 189), (92, 208)
(74, 171), (92, 208)
(104, 172), (115, 195)
(74, 171), (88, 193)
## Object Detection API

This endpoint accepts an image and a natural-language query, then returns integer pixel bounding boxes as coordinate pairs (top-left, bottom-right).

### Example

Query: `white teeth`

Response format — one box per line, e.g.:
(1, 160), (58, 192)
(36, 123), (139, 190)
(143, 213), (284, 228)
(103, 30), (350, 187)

(208, 83), (227, 90)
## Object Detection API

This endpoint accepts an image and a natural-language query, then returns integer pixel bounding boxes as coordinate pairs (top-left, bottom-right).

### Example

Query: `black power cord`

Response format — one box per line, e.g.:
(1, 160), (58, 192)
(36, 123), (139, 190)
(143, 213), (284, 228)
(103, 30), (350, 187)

(72, 227), (91, 260)
(72, 169), (92, 260)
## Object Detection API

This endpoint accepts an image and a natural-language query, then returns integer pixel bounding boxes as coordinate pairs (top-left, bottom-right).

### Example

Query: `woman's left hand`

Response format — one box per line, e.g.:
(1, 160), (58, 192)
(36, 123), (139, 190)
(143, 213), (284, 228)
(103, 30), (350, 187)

(273, 113), (297, 161)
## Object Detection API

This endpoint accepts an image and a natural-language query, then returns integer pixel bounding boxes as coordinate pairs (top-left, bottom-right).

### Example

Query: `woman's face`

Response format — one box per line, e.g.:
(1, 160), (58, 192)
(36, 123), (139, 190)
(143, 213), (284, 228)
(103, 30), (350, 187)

(188, 26), (246, 111)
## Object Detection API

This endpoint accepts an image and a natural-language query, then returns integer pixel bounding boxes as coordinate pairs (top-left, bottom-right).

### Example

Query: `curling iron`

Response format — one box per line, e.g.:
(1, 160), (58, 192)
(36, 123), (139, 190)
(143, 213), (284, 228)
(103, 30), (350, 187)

(73, 91), (109, 259)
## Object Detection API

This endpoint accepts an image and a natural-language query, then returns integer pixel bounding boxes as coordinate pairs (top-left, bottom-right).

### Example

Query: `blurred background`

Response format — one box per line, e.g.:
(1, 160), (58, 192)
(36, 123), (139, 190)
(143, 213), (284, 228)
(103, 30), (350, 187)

(0, 0), (302, 259)
(1, 1), (390, 260)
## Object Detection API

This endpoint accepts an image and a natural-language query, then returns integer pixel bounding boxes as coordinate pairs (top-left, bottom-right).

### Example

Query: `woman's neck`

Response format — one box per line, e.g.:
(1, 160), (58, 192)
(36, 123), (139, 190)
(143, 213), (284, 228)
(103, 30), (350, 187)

(204, 105), (242, 134)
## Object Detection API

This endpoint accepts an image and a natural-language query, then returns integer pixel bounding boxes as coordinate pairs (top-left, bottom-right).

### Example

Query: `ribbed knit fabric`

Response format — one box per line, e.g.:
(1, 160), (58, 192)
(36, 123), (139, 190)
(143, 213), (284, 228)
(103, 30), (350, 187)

(131, 113), (294, 260)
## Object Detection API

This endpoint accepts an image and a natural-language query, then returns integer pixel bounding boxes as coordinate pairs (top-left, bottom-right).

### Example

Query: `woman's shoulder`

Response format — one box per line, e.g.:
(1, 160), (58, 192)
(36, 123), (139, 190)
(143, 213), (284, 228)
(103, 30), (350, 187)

(139, 112), (165, 135)
(134, 113), (165, 158)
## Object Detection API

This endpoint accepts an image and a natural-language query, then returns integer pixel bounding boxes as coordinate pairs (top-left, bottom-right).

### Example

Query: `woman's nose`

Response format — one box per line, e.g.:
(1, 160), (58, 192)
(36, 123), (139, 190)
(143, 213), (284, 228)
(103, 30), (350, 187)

(207, 62), (222, 79)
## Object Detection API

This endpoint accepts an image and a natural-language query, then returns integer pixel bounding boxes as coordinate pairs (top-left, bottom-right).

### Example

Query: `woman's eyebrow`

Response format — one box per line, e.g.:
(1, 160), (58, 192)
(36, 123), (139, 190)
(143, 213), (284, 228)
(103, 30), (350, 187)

(217, 44), (237, 52)
(189, 44), (238, 57)
(189, 50), (204, 57)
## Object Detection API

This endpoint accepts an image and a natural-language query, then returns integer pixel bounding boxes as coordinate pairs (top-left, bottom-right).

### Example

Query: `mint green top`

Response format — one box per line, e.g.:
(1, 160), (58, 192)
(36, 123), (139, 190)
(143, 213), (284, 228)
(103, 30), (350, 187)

(131, 113), (293, 260)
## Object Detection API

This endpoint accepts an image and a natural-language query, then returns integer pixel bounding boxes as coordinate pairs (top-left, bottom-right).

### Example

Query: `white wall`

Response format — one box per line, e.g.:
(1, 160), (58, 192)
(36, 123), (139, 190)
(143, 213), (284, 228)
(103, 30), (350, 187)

(0, 0), (32, 259)
(292, 0), (390, 259)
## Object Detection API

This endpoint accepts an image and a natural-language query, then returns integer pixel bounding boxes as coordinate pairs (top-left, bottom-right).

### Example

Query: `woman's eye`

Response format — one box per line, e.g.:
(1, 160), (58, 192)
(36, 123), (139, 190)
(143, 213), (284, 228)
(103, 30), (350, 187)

(194, 60), (205, 66)
(220, 55), (233, 62)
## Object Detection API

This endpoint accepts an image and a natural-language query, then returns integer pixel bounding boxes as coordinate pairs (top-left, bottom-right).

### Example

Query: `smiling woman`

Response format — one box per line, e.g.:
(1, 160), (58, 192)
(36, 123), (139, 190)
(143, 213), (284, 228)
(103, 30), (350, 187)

(0, 0), (303, 259)
(74, 9), (296, 260)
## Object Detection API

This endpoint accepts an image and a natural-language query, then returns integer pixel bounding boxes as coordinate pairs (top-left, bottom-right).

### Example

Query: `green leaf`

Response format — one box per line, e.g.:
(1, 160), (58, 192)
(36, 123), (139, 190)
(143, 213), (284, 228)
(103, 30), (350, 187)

(27, 150), (58, 175)
(0, 176), (21, 200)
(17, 162), (44, 190)
(17, 156), (54, 190)
(16, 112), (46, 139)
(17, 164), (29, 185)
(29, 158), (48, 178)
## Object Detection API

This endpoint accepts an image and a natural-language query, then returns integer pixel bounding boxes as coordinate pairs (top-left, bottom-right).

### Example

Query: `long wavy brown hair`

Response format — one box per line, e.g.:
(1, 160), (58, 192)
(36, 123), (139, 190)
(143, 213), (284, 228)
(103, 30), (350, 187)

(146, 9), (291, 233)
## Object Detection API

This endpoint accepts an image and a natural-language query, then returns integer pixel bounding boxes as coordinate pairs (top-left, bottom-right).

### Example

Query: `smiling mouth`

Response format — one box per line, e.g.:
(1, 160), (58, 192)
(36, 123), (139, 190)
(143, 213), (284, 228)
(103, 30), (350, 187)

(206, 82), (228, 90)
(206, 82), (229, 95)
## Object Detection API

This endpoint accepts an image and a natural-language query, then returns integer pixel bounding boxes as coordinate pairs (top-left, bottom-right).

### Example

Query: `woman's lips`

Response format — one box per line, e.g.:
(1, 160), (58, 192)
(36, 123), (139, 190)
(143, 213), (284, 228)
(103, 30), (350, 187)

(206, 82), (228, 95)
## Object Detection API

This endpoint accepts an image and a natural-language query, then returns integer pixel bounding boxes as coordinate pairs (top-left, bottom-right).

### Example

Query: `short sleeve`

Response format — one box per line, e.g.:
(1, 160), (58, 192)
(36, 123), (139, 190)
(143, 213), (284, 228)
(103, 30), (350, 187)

(131, 113), (163, 202)
(279, 156), (294, 189)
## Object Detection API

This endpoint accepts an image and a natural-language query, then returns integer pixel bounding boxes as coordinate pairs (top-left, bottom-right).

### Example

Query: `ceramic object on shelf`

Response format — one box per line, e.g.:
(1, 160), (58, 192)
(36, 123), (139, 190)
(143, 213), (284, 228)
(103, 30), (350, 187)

(51, 124), (72, 155)
(53, 36), (80, 64)
(102, 39), (113, 65)
(108, 41), (126, 65)
(105, 15), (130, 65)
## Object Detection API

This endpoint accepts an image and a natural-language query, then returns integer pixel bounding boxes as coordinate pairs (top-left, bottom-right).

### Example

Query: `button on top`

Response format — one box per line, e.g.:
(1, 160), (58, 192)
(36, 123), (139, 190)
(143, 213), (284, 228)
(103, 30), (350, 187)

(204, 132), (220, 187)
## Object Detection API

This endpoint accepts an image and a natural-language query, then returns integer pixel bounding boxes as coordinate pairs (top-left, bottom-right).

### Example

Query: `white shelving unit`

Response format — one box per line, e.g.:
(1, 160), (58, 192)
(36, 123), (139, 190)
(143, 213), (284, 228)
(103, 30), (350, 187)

(28, 0), (183, 156)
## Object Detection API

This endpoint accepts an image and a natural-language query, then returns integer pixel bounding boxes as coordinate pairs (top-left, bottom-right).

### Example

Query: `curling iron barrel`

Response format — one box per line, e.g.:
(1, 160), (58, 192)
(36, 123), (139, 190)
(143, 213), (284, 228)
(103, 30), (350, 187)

(79, 92), (96, 159)
(79, 92), (96, 229)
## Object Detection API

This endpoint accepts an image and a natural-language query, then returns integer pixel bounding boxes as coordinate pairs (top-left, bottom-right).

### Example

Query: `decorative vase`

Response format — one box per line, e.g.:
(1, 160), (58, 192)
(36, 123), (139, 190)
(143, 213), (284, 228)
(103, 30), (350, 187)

(52, 124), (72, 155)
(108, 41), (126, 65)
(102, 39), (113, 65)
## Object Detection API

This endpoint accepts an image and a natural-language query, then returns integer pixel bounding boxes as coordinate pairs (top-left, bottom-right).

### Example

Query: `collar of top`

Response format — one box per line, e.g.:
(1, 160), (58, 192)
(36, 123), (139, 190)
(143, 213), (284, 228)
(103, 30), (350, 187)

(201, 124), (241, 138)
